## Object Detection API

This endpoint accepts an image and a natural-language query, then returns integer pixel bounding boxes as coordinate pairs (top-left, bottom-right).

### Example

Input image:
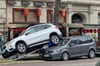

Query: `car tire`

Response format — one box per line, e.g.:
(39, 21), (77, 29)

(2, 54), (8, 58)
(50, 34), (60, 45)
(96, 54), (100, 57)
(16, 42), (27, 54)
(61, 52), (69, 61)
(88, 50), (95, 59)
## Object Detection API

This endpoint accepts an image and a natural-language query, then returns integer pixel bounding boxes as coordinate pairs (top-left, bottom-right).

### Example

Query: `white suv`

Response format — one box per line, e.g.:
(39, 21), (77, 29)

(2, 23), (62, 58)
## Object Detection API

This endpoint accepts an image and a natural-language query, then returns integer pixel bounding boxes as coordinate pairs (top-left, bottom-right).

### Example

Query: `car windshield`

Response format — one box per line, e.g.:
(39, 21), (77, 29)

(19, 27), (32, 36)
(19, 30), (25, 35)
(58, 39), (70, 46)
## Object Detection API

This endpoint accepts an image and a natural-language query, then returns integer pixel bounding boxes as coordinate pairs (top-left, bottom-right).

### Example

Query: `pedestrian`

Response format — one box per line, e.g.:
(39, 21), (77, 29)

(48, 42), (52, 47)
(0, 34), (4, 54)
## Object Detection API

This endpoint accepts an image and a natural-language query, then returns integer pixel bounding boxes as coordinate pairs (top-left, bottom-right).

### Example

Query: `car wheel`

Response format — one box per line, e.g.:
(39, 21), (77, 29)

(61, 52), (69, 61)
(88, 50), (95, 59)
(2, 54), (8, 58)
(16, 42), (27, 54)
(50, 34), (60, 45)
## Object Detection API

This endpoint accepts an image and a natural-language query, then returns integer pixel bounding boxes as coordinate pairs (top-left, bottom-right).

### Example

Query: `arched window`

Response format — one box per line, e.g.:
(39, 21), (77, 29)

(72, 14), (83, 23)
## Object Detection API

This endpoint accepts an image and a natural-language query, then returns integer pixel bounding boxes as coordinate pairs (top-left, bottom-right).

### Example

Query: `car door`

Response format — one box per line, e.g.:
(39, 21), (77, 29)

(69, 39), (82, 57)
(79, 37), (93, 54)
(24, 26), (38, 45)
(25, 25), (51, 46)
(75, 38), (87, 55)
(32, 25), (51, 43)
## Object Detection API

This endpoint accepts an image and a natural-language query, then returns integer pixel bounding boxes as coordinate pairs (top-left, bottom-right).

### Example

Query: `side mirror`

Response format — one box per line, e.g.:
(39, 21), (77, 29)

(25, 32), (30, 35)
(69, 43), (75, 46)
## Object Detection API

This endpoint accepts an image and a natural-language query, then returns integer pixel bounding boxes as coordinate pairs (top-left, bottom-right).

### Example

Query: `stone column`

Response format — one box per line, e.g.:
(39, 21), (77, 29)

(0, 0), (6, 42)
(66, 4), (72, 36)
(66, 4), (72, 24)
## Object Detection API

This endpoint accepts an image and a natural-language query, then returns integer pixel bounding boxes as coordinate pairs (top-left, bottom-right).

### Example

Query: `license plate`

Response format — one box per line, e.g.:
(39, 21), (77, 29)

(44, 54), (50, 57)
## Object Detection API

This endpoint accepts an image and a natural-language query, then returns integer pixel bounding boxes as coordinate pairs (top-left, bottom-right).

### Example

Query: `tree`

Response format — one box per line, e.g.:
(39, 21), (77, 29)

(54, 0), (61, 25)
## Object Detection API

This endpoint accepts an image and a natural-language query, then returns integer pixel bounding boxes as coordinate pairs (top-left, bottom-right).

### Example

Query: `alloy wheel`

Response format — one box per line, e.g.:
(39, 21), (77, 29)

(51, 35), (59, 44)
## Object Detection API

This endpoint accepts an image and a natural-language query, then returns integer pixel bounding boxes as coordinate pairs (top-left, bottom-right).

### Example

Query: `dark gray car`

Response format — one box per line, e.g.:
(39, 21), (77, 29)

(43, 36), (96, 61)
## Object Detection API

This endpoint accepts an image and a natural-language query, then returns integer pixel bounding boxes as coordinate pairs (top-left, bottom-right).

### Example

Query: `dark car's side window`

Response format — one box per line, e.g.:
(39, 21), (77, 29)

(69, 39), (82, 46)
(88, 39), (93, 43)
(80, 38), (93, 44)
(70, 40), (78, 45)
(77, 39), (82, 44)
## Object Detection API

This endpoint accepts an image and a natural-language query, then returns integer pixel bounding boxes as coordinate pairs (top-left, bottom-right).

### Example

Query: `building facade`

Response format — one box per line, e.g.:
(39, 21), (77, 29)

(1, 0), (100, 42)
(0, 0), (7, 42)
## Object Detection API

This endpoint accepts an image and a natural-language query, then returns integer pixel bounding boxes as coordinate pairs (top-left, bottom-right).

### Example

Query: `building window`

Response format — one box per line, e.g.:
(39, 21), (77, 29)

(13, 8), (39, 38)
(27, 11), (38, 22)
(59, 10), (66, 23)
(47, 10), (53, 23)
(14, 9), (25, 22)
(47, 2), (54, 7)
(72, 14), (83, 23)
(7, 0), (16, 5)
(13, 8), (39, 23)
(59, 16), (65, 23)
(69, 28), (83, 36)
(34, 1), (44, 7)
(21, 0), (30, 6)
(98, 14), (100, 24)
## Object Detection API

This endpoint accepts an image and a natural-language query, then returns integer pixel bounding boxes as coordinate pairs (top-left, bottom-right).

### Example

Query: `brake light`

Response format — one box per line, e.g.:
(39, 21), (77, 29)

(95, 43), (98, 47)
(55, 26), (59, 29)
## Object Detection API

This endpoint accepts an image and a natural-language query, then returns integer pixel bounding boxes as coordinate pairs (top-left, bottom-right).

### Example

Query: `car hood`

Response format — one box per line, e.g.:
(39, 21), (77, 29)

(46, 46), (63, 51)
(13, 35), (24, 41)
(5, 35), (24, 45)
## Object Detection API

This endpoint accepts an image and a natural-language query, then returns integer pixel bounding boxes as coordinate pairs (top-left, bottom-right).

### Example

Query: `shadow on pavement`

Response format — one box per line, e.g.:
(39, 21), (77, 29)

(16, 55), (43, 61)
(16, 55), (100, 61)
(45, 57), (92, 62)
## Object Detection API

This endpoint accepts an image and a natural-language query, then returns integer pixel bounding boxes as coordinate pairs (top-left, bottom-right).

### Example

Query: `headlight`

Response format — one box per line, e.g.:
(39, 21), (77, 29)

(48, 51), (54, 53)
(48, 50), (60, 53)
(2, 45), (6, 50)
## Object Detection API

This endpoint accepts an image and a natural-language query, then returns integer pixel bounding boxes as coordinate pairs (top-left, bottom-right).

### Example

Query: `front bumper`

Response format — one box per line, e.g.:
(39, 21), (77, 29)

(2, 45), (16, 58)
(2, 49), (16, 58)
(43, 53), (61, 60)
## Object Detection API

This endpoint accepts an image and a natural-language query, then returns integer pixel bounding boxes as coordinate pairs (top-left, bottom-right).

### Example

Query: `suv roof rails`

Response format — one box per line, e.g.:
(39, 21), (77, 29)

(26, 23), (45, 28)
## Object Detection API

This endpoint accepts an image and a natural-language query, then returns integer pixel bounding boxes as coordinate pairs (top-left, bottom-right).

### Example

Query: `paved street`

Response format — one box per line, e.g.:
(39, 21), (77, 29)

(0, 57), (100, 66)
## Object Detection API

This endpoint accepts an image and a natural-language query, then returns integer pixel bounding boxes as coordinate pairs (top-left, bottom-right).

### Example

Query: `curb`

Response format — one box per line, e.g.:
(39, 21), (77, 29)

(0, 60), (45, 65)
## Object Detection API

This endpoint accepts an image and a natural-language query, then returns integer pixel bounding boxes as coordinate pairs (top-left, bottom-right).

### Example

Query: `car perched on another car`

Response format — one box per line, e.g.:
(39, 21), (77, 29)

(2, 23), (62, 58)
(43, 36), (96, 61)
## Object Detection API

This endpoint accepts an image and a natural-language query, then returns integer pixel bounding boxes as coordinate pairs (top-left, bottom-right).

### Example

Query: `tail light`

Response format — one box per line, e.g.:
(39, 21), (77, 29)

(95, 43), (98, 47)
(55, 26), (59, 29)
